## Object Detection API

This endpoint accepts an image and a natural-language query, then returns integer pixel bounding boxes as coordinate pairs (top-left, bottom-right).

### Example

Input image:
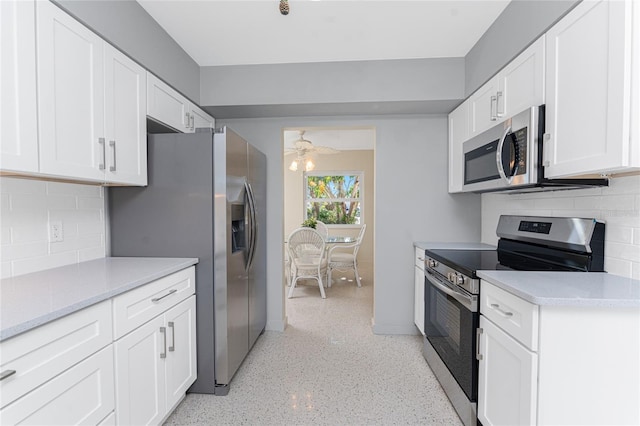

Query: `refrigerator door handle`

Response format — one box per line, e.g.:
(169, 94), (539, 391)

(247, 182), (258, 269)
(244, 181), (255, 270)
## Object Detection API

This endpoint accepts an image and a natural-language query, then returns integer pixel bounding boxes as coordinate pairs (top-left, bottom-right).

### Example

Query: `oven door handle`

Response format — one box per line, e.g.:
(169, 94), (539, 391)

(426, 270), (478, 312)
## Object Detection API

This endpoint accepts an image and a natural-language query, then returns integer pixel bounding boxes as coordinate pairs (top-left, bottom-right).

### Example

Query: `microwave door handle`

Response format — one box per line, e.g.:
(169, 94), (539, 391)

(496, 126), (514, 184)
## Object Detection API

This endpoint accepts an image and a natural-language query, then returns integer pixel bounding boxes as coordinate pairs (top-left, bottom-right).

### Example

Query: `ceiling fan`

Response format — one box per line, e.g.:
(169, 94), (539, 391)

(285, 131), (339, 171)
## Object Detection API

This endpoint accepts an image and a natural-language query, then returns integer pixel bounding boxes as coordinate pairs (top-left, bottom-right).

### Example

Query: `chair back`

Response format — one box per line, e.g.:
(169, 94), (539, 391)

(315, 220), (329, 238)
(353, 224), (367, 257)
(288, 227), (326, 261)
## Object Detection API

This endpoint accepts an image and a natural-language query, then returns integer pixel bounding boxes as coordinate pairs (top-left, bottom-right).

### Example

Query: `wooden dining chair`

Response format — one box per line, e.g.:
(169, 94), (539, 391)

(287, 227), (328, 298)
(327, 224), (366, 288)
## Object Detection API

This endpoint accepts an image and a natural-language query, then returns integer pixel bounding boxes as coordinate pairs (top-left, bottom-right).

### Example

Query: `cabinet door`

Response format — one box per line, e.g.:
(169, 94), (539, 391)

(499, 37), (545, 118)
(190, 106), (215, 130)
(468, 76), (499, 138)
(147, 72), (191, 132)
(478, 316), (537, 426)
(165, 296), (197, 410)
(413, 266), (425, 335)
(114, 315), (166, 426)
(0, 346), (114, 425)
(544, 0), (635, 178)
(448, 101), (468, 193)
(37, 1), (105, 182)
(0, 0), (38, 173)
(104, 44), (147, 186)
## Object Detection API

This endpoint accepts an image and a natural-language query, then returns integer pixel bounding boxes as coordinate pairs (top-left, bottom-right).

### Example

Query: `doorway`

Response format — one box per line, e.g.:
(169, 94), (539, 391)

(282, 126), (375, 324)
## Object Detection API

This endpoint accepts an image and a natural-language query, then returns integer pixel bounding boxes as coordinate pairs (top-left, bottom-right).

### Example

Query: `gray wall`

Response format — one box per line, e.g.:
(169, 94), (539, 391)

(218, 114), (481, 334)
(201, 58), (464, 118)
(464, 0), (580, 97)
(54, 0), (200, 102)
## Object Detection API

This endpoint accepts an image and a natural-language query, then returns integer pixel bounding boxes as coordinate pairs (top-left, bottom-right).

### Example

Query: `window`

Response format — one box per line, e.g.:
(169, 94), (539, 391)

(304, 172), (363, 225)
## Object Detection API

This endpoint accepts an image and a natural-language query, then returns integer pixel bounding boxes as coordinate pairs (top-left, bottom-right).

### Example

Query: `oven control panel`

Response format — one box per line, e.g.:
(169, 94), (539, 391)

(424, 256), (479, 295)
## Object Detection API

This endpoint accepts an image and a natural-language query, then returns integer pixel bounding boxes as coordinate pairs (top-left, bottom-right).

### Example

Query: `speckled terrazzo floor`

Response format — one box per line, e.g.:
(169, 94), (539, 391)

(164, 272), (463, 426)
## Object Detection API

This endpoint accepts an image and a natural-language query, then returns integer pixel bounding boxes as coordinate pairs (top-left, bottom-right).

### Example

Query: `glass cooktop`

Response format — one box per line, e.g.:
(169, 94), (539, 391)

(425, 248), (578, 278)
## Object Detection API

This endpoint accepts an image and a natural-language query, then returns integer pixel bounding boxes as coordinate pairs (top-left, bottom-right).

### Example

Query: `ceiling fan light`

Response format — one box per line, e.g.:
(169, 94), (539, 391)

(289, 160), (298, 171)
(305, 159), (315, 171)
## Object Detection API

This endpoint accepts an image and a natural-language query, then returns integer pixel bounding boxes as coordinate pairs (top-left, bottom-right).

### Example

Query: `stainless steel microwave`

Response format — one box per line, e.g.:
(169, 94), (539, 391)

(463, 106), (542, 193)
(461, 105), (608, 193)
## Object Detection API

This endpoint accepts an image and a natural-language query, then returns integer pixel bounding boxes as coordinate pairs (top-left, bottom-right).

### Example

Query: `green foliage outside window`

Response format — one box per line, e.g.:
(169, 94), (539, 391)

(305, 174), (362, 225)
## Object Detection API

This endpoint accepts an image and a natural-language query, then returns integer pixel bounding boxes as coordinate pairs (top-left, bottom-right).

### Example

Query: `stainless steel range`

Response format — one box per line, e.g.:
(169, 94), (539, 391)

(422, 215), (605, 426)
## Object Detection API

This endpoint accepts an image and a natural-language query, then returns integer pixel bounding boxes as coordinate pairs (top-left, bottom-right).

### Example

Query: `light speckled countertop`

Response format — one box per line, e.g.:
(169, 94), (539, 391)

(477, 270), (640, 308)
(414, 242), (496, 250)
(0, 257), (198, 341)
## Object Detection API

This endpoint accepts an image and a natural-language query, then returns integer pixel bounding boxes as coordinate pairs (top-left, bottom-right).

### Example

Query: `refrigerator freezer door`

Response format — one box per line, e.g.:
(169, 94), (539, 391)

(213, 127), (249, 387)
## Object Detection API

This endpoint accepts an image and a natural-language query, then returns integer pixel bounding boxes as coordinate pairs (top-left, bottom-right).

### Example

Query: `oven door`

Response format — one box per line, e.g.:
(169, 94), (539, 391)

(424, 269), (479, 401)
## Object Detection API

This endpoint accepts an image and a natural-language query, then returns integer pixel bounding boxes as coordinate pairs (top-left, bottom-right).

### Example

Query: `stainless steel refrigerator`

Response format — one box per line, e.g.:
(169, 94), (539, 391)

(108, 127), (267, 395)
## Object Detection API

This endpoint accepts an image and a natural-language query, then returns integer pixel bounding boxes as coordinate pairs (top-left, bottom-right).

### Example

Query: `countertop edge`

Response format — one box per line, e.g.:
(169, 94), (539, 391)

(477, 271), (640, 308)
(0, 257), (199, 342)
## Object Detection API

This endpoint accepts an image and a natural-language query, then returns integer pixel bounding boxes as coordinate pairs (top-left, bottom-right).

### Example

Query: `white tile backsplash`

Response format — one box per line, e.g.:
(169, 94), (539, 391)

(0, 177), (106, 278)
(482, 175), (640, 279)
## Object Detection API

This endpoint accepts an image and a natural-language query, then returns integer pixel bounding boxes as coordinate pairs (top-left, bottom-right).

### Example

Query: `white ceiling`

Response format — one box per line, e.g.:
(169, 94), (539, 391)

(137, 0), (511, 67)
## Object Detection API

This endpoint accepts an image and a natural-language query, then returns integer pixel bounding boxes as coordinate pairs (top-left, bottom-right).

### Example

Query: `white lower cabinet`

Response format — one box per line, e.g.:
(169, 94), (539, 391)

(478, 316), (537, 426)
(478, 280), (640, 425)
(0, 301), (114, 425)
(114, 295), (197, 425)
(0, 346), (115, 425)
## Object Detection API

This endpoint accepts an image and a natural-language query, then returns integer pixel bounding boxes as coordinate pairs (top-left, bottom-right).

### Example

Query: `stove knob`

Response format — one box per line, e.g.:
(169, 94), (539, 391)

(447, 272), (454, 283)
(455, 274), (465, 285)
(428, 259), (438, 268)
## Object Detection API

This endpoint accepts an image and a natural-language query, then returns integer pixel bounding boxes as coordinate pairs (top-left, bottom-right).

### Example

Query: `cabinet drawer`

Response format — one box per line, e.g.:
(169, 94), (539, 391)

(112, 267), (195, 340)
(415, 247), (425, 269)
(480, 281), (539, 351)
(0, 345), (115, 425)
(0, 301), (112, 408)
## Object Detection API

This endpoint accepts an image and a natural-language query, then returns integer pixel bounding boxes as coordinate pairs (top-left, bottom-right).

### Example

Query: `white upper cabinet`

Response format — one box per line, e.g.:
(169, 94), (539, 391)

(448, 102), (468, 193)
(104, 44), (147, 185)
(544, 0), (638, 178)
(498, 37), (545, 119)
(468, 37), (545, 140)
(0, 0), (38, 173)
(36, 1), (147, 185)
(147, 72), (191, 132)
(147, 72), (215, 133)
(190, 106), (215, 131)
(468, 76), (500, 138)
(37, 0), (106, 182)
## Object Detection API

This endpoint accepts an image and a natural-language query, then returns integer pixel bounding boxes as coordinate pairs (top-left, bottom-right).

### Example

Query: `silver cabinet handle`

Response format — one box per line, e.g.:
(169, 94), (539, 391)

(151, 288), (177, 303)
(490, 95), (498, 121)
(160, 327), (167, 358)
(98, 138), (106, 170)
(168, 321), (175, 352)
(185, 112), (190, 129)
(496, 91), (504, 117)
(0, 370), (16, 381)
(490, 303), (513, 317)
(109, 140), (116, 171)
(476, 327), (483, 360)
(543, 133), (552, 167)
(417, 257), (424, 262)
(190, 114), (195, 130)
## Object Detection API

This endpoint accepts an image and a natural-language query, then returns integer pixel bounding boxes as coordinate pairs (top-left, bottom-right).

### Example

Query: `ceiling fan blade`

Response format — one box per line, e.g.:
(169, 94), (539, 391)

(314, 146), (340, 154)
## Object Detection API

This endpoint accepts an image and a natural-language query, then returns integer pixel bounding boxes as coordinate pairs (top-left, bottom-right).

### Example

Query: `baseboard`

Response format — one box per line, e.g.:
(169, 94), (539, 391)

(266, 317), (286, 332)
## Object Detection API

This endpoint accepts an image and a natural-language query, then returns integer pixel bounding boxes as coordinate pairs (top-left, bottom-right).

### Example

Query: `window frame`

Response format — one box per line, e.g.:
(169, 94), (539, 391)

(303, 170), (364, 228)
